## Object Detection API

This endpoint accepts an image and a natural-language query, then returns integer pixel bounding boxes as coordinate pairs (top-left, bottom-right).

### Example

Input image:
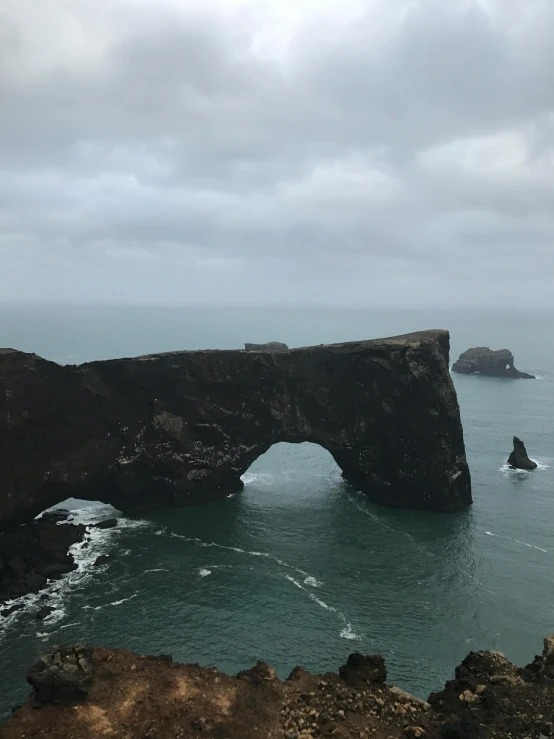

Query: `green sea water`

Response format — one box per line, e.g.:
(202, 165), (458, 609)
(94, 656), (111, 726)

(1, 305), (553, 719)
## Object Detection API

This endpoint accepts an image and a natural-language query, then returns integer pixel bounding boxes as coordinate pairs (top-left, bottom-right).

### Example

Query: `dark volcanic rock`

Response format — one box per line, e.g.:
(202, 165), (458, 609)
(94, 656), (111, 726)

(440, 717), (481, 738)
(0, 330), (471, 530)
(93, 554), (113, 567)
(452, 347), (535, 378)
(94, 518), (118, 529)
(339, 652), (387, 685)
(0, 520), (85, 601)
(508, 436), (538, 470)
(35, 605), (54, 619)
(27, 646), (94, 704)
(39, 508), (71, 523)
(244, 341), (288, 351)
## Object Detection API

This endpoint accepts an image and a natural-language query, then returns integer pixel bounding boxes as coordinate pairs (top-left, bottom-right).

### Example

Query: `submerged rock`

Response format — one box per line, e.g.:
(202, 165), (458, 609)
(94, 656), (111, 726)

(35, 605), (54, 620)
(244, 341), (288, 351)
(508, 436), (538, 470)
(94, 518), (118, 530)
(452, 347), (535, 378)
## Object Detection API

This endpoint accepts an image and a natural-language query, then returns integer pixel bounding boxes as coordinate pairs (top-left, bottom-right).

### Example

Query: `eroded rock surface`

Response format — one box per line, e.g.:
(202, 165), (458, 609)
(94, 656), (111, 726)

(27, 646), (94, 705)
(0, 330), (471, 531)
(451, 347), (534, 379)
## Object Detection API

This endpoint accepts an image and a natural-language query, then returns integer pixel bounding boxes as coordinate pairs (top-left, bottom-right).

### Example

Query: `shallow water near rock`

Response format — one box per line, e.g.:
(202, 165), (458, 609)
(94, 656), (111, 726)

(1, 305), (554, 719)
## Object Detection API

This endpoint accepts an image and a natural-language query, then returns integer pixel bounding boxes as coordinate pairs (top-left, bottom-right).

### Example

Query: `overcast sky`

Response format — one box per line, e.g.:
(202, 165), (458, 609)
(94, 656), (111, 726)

(1, 0), (554, 306)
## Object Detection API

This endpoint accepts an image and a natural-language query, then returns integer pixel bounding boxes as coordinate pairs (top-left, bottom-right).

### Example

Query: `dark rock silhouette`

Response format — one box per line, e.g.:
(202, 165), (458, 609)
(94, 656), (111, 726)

(93, 518), (118, 529)
(0, 330), (471, 531)
(27, 646), (94, 705)
(0, 519), (85, 602)
(452, 347), (534, 378)
(508, 436), (538, 470)
(244, 341), (288, 351)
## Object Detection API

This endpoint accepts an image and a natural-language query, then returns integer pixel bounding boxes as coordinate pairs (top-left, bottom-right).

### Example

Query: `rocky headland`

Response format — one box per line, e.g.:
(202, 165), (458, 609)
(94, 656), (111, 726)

(451, 348), (534, 379)
(0, 330), (471, 532)
(2, 638), (554, 738)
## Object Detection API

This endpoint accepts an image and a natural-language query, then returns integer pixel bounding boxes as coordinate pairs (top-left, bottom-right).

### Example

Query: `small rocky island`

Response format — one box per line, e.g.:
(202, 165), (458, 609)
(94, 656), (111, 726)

(3, 637), (554, 738)
(451, 347), (535, 378)
(508, 436), (538, 470)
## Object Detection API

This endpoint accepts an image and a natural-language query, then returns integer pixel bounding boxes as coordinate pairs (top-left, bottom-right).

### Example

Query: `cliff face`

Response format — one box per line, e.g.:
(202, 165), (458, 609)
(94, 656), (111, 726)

(0, 330), (471, 531)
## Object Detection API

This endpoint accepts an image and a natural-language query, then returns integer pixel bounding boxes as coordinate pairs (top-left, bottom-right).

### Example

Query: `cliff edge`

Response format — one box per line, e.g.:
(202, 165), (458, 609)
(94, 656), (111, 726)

(2, 638), (554, 738)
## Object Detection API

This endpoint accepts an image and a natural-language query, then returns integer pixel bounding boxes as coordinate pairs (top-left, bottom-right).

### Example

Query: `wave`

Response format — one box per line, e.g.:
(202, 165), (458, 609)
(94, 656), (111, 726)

(340, 624), (362, 640)
(240, 472), (275, 486)
(1, 501), (151, 641)
(481, 529), (548, 553)
(499, 459), (549, 477)
(166, 532), (323, 587)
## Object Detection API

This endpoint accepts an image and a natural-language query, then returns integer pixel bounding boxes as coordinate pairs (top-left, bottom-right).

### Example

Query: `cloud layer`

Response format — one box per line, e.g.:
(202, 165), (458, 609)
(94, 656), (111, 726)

(1, 0), (554, 305)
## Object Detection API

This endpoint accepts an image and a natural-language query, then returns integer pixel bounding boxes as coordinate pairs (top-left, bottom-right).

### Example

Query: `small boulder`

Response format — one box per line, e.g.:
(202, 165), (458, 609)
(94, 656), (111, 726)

(543, 635), (554, 665)
(27, 646), (94, 704)
(508, 437), (537, 471)
(0, 603), (24, 618)
(35, 605), (54, 620)
(339, 652), (386, 686)
(237, 661), (277, 684)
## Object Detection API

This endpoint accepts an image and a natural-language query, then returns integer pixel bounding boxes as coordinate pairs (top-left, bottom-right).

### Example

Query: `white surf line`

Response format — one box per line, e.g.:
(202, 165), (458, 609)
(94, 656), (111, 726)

(282, 575), (362, 640)
(165, 532), (323, 587)
(346, 493), (496, 596)
(142, 568), (170, 573)
(480, 528), (548, 553)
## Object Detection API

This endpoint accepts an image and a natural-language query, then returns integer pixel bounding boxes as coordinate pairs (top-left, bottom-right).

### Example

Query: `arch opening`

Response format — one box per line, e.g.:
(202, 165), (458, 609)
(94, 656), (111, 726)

(240, 442), (345, 498)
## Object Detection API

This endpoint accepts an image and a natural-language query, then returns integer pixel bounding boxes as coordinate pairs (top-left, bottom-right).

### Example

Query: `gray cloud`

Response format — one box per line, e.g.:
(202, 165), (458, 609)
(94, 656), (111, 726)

(1, 0), (554, 306)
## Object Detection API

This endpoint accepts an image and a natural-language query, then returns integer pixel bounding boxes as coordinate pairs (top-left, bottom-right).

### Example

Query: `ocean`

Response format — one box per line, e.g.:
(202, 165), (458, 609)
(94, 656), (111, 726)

(1, 305), (553, 719)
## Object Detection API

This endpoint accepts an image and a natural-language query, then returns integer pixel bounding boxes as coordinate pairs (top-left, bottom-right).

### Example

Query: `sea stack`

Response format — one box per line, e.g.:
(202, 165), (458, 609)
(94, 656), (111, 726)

(508, 436), (538, 470)
(452, 347), (535, 378)
(244, 342), (288, 351)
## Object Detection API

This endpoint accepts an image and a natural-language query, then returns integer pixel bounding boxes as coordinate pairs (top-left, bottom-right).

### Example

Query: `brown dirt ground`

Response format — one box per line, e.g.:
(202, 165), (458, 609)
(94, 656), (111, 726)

(1, 644), (554, 739)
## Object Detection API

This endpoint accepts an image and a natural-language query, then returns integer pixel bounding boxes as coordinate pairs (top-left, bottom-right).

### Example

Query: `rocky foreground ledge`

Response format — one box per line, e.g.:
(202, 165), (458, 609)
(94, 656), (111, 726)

(3, 639), (554, 739)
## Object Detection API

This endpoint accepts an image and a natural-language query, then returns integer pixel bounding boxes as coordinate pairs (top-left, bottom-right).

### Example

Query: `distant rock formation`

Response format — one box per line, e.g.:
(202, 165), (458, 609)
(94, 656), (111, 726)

(508, 436), (538, 470)
(0, 330), (471, 531)
(244, 341), (288, 351)
(452, 347), (535, 378)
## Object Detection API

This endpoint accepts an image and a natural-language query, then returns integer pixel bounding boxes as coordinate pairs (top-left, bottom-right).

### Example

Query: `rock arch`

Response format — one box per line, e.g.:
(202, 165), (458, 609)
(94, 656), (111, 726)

(0, 330), (471, 531)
